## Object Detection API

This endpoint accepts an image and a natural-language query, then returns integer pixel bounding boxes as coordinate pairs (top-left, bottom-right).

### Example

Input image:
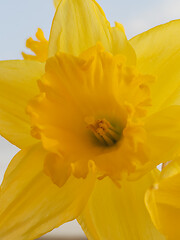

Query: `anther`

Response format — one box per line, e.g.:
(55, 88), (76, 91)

(86, 117), (120, 146)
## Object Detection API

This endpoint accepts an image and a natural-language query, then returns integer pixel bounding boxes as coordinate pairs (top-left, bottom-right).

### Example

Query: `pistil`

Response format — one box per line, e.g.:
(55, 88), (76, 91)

(86, 117), (120, 146)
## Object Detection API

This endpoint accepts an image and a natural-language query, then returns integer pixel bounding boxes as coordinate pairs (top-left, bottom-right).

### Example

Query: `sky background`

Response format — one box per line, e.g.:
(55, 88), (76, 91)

(0, 0), (180, 239)
(0, 0), (180, 60)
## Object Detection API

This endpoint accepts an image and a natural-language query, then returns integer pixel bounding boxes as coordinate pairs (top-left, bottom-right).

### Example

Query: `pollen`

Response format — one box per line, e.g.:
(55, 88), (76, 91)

(85, 117), (121, 146)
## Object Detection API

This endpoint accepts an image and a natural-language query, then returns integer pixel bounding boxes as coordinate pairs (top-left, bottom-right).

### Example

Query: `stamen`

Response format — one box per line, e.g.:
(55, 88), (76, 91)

(85, 117), (121, 146)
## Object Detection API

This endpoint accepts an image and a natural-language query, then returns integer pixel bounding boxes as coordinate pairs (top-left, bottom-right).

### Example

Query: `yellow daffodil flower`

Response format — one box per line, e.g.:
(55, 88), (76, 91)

(146, 159), (180, 240)
(0, 0), (180, 239)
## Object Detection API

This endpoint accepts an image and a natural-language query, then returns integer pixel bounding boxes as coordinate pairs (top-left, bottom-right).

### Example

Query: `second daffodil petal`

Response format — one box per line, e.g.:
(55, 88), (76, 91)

(0, 144), (96, 240)
(78, 170), (165, 240)
(146, 158), (180, 240)
(130, 20), (180, 113)
(0, 60), (45, 149)
(48, 0), (136, 65)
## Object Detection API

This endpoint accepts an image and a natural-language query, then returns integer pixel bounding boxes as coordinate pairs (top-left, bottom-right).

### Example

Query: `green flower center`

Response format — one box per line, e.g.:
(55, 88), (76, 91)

(86, 117), (121, 146)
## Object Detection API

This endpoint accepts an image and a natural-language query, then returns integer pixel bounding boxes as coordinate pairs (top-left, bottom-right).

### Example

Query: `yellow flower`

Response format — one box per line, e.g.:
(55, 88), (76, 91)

(0, 0), (180, 239)
(22, 28), (48, 63)
(146, 159), (180, 240)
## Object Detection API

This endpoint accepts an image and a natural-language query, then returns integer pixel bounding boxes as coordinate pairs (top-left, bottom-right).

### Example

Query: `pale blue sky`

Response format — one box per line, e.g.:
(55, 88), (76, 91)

(0, 0), (180, 60)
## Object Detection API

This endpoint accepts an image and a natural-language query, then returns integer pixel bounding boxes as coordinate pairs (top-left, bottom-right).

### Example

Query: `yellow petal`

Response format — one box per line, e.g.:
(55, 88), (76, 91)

(48, 0), (135, 65)
(110, 21), (136, 64)
(132, 105), (180, 178)
(44, 152), (72, 187)
(0, 60), (44, 148)
(130, 20), (180, 113)
(0, 144), (96, 240)
(78, 170), (165, 240)
(22, 28), (48, 62)
(146, 159), (180, 240)
(53, 0), (60, 8)
(145, 105), (180, 164)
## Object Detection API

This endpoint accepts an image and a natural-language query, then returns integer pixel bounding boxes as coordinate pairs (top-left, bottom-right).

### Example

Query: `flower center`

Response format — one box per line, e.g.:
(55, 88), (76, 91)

(27, 44), (155, 183)
(85, 117), (121, 146)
